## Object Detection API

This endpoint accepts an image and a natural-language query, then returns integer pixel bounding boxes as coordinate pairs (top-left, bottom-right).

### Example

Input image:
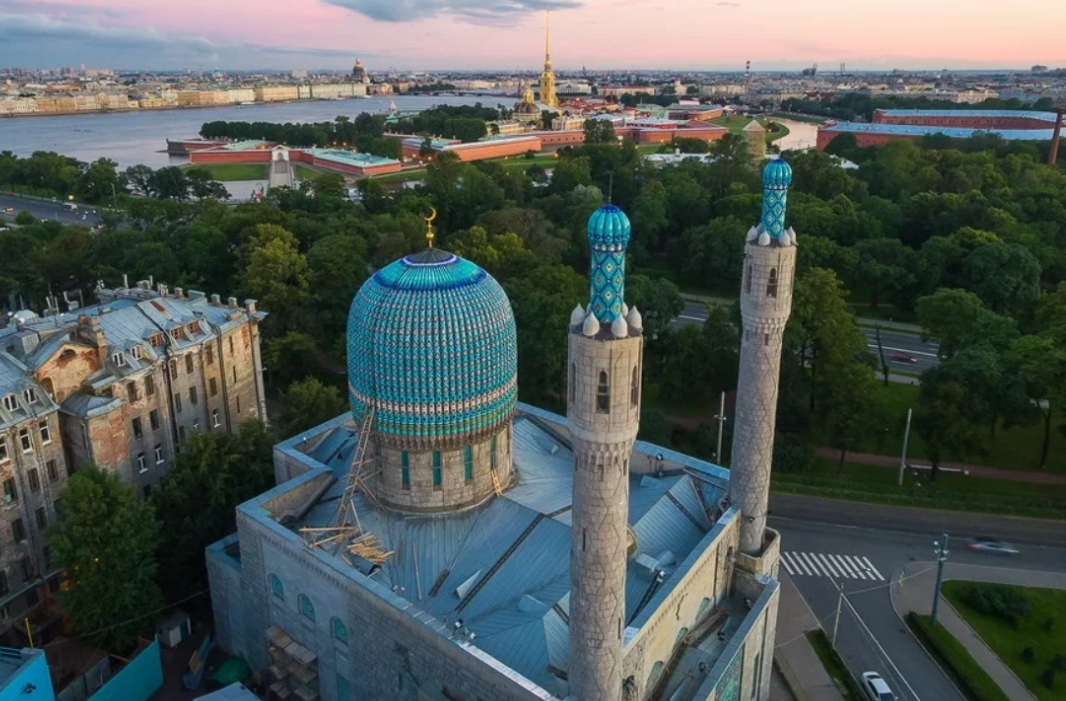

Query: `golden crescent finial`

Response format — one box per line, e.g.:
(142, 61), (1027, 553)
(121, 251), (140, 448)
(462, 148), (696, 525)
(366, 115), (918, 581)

(425, 207), (437, 248)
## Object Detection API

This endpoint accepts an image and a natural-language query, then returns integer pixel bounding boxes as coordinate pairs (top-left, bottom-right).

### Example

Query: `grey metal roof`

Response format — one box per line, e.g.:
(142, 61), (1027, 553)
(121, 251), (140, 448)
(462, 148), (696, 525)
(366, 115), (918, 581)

(877, 109), (1059, 122)
(60, 392), (123, 419)
(277, 406), (728, 685)
(823, 121), (1057, 141)
(0, 351), (58, 428)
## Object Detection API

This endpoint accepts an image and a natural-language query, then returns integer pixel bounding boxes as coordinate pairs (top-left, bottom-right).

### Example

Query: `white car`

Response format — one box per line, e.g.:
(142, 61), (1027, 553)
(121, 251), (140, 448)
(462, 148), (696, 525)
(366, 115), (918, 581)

(967, 538), (1019, 555)
(861, 672), (895, 701)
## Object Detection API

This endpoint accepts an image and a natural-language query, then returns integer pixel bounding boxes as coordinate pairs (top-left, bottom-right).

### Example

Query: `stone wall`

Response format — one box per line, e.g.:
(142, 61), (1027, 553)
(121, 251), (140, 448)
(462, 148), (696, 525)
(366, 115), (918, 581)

(366, 424), (513, 513)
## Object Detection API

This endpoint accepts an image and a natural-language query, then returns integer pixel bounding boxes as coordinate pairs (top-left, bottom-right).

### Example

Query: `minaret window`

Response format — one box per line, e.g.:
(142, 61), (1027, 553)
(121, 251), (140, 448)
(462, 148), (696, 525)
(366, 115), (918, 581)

(631, 366), (640, 407)
(596, 371), (610, 413)
(745, 265), (753, 295)
(767, 268), (778, 298)
(490, 436), (498, 470)
(463, 446), (473, 483)
(432, 451), (442, 489)
(569, 363), (576, 402)
(401, 451), (410, 490)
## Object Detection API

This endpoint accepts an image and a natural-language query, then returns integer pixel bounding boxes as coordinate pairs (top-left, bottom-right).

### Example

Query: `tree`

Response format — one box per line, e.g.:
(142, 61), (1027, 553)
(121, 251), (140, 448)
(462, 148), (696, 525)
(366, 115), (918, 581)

(264, 331), (319, 387)
(185, 168), (229, 200)
(824, 364), (882, 469)
(625, 275), (683, 341)
(915, 288), (985, 359)
(962, 243), (1042, 316)
(48, 466), (162, 651)
(307, 234), (369, 338)
(278, 377), (349, 438)
(583, 118), (617, 144)
(854, 238), (915, 309)
(124, 164), (154, 193)
(150, 166), (190, 200)
(1006, 335), (1066, 468)
(631, 180), (669, 254)
(239, 224), (310, 332)
(77, 158), (124, 204)
(152, 422), (274, 602)
(914, 370), (980, 480)
(638, 409), (672, 447)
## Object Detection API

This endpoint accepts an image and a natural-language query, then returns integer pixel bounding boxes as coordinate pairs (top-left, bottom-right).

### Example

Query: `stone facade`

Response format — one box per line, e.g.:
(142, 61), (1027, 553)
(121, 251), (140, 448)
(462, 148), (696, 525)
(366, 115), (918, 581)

(364, 425), (514, 513)
(567, 329), (643, 701)
(730, 243), (796, 555)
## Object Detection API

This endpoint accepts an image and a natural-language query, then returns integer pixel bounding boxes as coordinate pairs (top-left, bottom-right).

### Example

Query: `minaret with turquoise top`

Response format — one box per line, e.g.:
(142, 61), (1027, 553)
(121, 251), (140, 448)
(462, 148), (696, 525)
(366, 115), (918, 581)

(567, 204), (643, 701)
(730, 159), (797, 556)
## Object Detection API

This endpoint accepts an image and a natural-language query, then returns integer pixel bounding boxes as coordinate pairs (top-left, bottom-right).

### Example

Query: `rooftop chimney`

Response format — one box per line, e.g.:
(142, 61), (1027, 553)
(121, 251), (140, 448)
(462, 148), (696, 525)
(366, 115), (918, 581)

(1049, 108), (1064, 166)
(227, 296), (238, 309)
(245, 299), (257, 314)
(173, 287), (184, 299)
(210, 294), (221, 306)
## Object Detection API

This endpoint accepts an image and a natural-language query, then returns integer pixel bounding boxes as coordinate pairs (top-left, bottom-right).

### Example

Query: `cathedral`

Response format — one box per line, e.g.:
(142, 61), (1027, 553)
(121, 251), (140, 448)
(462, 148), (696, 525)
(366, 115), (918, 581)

(207, 160), (797, 701)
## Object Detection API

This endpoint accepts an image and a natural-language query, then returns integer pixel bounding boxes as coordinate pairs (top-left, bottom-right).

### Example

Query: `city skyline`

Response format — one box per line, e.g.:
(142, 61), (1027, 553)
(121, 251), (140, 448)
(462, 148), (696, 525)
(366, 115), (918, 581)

(1, 0), (1064, 72)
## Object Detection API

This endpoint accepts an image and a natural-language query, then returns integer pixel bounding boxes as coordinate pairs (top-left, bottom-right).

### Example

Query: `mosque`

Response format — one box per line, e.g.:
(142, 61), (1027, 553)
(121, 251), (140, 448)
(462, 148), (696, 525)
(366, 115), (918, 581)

(206, 160), (798, 701)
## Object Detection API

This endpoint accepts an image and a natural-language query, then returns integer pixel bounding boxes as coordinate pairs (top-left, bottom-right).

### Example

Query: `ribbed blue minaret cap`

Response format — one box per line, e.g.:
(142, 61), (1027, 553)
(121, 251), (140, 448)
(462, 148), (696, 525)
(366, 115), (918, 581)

(587, 204), (631, 251)
(759, 159), (793, 239)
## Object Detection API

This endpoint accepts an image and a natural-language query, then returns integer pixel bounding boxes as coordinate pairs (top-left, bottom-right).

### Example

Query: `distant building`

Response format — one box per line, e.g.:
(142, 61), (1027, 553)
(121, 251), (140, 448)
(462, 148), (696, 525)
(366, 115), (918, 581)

(743, 119), (767, 161)
(0, 283), (266, 638)
(352, 59), (369, 85)
(817, 109), (1062, 149)
(539, 14), (558, 108)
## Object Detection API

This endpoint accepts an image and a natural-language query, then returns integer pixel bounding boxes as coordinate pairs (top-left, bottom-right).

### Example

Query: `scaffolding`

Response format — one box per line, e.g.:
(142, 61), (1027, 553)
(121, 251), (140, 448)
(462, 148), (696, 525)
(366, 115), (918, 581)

(299, 406), (393, 565)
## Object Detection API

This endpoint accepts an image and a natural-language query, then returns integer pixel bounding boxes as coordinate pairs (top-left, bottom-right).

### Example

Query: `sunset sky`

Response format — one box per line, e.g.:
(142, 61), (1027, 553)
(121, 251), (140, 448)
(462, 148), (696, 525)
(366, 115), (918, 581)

(1, 0), (1063, 71)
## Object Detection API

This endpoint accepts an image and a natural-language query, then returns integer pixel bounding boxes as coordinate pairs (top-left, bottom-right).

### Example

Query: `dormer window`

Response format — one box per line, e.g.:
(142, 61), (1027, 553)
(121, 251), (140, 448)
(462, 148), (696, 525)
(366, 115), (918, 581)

(188, 321), (201, 335)
(112, 352), (127, 367)
(172, 327), (185, 340)
(130, 346), (143, 360)
(23, 388), (38, 405)
(1, 395), (17, 412)
(149, 334), (165, 348)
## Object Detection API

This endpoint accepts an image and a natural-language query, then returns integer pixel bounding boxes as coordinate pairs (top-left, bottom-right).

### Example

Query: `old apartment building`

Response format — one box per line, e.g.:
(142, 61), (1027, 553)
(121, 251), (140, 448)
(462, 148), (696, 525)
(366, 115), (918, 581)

(0, 281), (267, 640)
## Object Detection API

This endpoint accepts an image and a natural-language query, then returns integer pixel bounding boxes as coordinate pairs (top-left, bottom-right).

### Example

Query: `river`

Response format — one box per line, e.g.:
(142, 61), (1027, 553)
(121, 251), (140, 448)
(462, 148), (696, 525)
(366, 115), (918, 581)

(0, 95), (503, 168)
(772, 118), (820, 151)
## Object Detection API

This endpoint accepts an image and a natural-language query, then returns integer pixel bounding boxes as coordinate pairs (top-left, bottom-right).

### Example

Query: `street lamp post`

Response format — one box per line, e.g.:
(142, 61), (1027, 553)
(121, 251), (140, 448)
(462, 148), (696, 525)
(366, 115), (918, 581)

(930, 533), (949, 627)
(898, 408), (912, 487)
(831, 579), (845, 649)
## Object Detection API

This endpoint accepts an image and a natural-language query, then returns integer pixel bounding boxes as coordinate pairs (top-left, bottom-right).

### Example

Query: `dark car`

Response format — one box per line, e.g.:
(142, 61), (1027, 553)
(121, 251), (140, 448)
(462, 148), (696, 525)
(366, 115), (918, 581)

(887, 350), (917, 363)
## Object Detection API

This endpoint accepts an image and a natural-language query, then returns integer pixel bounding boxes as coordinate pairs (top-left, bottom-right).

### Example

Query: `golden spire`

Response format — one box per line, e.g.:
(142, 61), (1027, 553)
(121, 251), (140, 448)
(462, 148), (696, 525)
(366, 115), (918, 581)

(425, 207), (437, 248)
(545, 11), (551, 66)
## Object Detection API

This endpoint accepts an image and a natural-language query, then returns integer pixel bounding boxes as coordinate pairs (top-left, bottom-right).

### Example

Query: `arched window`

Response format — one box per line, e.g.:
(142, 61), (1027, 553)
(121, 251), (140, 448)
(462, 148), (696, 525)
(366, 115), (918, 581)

(647, 661), (665, 690)
(767, 268), (778, 298)
(630, 366), (639, 407)
(331, 616), (349, 645)
(569, 363), (576, 402)
(675, 627), (690, 645)
(298, 594), (315, 621)
(401, 451), (410, 490)
(745, 265), (753, 295)
(698, 597), (711, 614)
(432, 451), (442, 489)
(463, 446), (473, 482)
(269, 574), (284, 600)
(596, 371), (610, 414)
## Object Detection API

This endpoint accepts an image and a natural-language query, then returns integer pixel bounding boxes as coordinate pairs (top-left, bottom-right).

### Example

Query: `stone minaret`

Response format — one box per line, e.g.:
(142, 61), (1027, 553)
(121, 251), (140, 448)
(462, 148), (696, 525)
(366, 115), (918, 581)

(730, 160), (797, 556)
(568, 204), (643, 701)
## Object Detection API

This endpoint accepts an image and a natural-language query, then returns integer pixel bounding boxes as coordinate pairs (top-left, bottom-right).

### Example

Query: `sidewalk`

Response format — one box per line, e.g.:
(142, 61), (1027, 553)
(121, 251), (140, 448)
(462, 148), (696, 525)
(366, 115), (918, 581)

(814, 447), (1066, 486)
(775, 573), (846, 701)
(891, 562), (1066, 701)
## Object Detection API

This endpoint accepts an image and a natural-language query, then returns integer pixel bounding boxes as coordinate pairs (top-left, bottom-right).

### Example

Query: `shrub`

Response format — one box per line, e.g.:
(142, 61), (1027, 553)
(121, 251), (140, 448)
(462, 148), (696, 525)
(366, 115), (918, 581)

(1021, 647), (1036, 663)
(1044, 616), (1056, 633)
(1039, 666), (1056, 690)
(1053, 654), (1066, 673)
(14, 210), (35, 225)
(957, 583), (1030, 628)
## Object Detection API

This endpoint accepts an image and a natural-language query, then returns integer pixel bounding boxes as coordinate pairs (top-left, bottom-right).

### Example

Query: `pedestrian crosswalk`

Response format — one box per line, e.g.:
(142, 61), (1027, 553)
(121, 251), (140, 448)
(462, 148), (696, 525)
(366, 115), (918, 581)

(780, 552), (885, 581)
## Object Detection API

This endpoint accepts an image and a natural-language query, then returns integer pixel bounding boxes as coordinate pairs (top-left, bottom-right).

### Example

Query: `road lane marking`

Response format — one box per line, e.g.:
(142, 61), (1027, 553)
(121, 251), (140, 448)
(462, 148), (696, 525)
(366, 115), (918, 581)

(780, 554), (796, 575)
(865, 342), (939, 358)
(845, 555), (870, 579)
(678, 315), (705, 321)
(832, 554), (857, 578)
(861, 556), (885, 580)
(791, 552), (813, 575)
(816, 553), (841, 578)
(800, 552), (823, 576)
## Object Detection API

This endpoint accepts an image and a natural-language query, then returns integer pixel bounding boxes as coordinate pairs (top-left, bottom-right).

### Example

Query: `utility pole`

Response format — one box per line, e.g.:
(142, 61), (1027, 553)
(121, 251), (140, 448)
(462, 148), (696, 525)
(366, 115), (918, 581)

(831, 579), (845, 648)
(930, 533), (949, 626)
(714, 391), (726, 463)
(898, 408), (912, 487)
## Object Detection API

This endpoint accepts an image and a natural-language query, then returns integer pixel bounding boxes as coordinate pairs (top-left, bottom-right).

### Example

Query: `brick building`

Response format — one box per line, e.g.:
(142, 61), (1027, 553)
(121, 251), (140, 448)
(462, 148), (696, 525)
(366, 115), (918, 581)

(0, 282), (267, 640)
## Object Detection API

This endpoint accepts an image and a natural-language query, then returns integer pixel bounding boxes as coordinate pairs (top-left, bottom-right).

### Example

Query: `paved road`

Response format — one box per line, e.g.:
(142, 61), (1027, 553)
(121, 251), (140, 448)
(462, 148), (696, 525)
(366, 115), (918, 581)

(773, 516), (1066, 701)
(673, 299), (939, 371)
(0, 193), (103, 227)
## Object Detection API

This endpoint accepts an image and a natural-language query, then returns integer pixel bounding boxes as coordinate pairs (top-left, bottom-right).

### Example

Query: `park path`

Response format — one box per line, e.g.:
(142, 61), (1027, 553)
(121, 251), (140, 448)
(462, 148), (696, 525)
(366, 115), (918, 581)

(892, 563), (1066, 701)
(815, 447), (1066, 486)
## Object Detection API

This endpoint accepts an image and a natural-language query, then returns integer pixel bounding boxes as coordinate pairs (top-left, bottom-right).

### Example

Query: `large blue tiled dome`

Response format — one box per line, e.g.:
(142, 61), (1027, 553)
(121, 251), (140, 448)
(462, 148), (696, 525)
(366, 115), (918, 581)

(346, 248), (518, 448)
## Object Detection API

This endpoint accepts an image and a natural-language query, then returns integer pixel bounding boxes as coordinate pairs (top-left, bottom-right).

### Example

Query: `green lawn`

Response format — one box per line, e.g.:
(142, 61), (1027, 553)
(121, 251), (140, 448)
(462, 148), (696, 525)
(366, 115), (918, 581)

(907, 612), (1012, 701)
(294, 165), (320, 181)
(942, 583), (1066, 701)
(191, 164), (267, 181)
(772, 457), (1066, 519)
(805, 630), (862, 700)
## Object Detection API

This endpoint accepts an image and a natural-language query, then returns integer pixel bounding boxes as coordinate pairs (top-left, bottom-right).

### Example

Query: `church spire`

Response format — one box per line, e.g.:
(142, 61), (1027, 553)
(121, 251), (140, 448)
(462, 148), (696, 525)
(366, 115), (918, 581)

(539, 11), (558, 108)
